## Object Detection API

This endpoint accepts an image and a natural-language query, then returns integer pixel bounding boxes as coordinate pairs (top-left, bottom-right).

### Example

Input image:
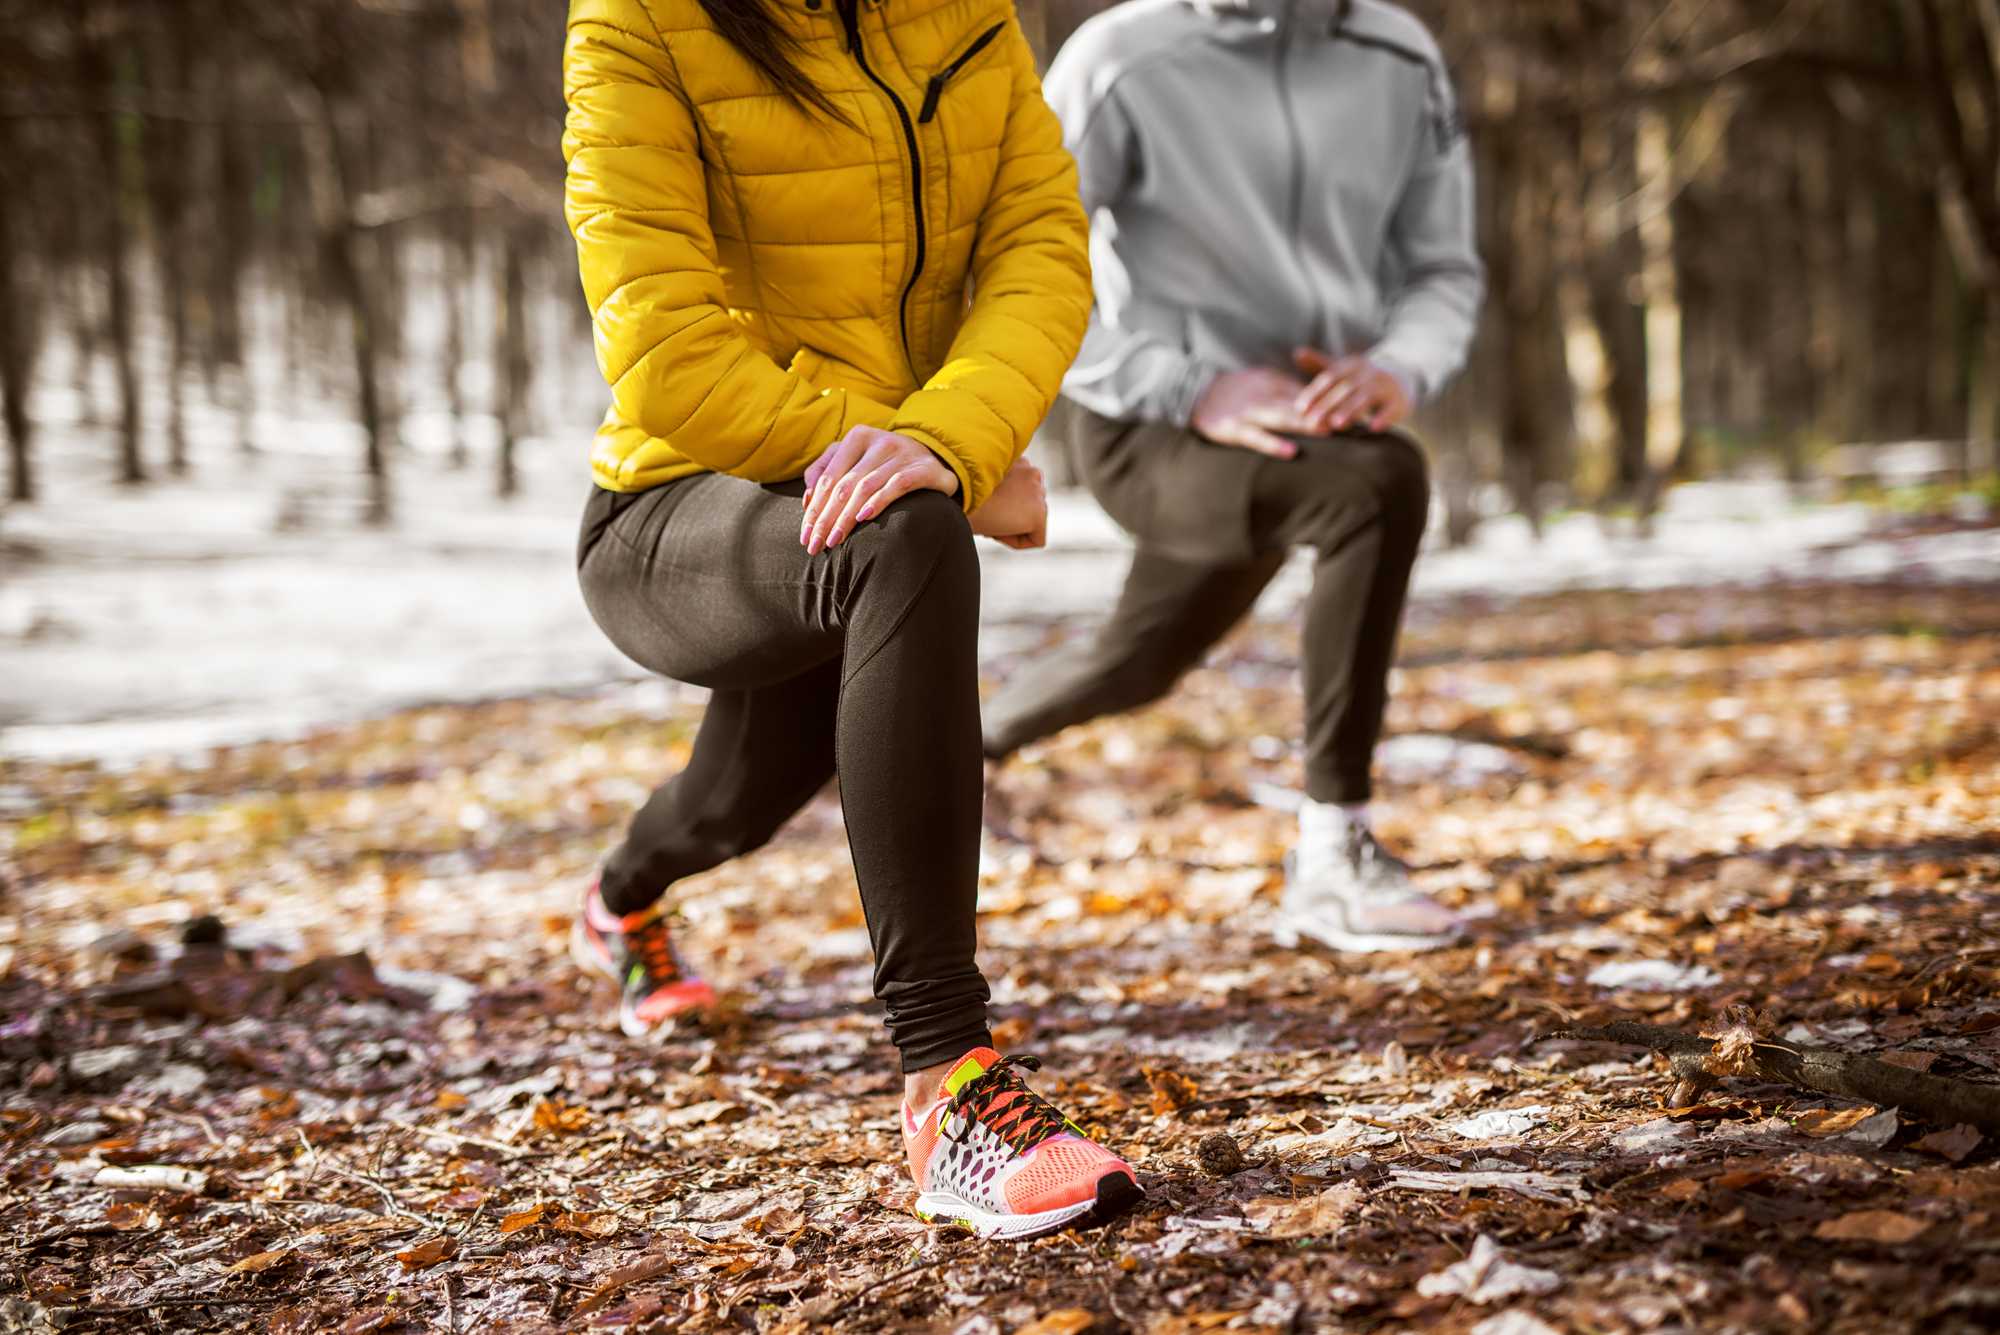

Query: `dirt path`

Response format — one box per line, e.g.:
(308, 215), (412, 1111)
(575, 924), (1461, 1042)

(5, 574), (2000, 1332)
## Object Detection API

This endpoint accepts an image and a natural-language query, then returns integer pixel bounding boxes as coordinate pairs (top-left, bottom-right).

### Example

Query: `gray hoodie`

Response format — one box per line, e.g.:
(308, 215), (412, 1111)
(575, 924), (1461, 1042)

(1042, 0), (1484, 426)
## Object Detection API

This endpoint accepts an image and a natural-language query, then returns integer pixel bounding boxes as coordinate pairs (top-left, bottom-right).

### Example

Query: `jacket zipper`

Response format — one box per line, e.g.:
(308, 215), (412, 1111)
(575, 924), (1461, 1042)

(1274, 0), (1321, 346)
(1275, 0), (1305, 248)
(919, 22), (1004, 123)
(840, 0), (926, 381)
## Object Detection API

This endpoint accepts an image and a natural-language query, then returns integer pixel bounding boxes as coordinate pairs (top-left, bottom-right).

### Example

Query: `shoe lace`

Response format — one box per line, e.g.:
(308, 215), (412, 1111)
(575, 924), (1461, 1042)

(1348, 825), (1409, 874)
(943, 1055), (1070, 1151)
(624, 914), (682, 982)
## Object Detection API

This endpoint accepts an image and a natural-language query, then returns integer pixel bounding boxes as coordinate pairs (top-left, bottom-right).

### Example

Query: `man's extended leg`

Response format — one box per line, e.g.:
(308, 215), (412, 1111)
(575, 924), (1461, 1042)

(1260, 433), (1432, 805)
(982, 547), (1285, 762)
(1254, 433), (1461, 951)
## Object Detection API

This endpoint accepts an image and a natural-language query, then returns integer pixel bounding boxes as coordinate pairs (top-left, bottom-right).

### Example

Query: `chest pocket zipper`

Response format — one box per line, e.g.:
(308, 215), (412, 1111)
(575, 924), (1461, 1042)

(919, 23), (1005, 123)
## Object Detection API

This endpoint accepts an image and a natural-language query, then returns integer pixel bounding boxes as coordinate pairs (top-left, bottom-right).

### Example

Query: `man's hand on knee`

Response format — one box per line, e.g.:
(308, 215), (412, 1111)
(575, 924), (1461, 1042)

(1189, 368), (1309, 459)
(1291, 348), (1413, 435)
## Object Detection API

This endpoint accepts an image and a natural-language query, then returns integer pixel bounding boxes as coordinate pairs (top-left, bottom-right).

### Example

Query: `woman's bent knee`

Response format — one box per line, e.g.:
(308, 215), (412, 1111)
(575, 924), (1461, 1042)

(858, 489), (977, 585)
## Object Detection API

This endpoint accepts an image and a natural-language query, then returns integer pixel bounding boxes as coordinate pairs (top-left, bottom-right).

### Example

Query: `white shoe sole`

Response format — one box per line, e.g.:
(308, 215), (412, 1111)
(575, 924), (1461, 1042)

(915, 1172), (1143, 1241)
(1273, 917), (1459, 955)
(570, 918), (620, 982)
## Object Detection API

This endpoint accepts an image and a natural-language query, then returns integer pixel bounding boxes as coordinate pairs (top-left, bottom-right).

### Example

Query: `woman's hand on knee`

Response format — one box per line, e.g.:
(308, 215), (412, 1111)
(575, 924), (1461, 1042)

(801, 427), (960, 554)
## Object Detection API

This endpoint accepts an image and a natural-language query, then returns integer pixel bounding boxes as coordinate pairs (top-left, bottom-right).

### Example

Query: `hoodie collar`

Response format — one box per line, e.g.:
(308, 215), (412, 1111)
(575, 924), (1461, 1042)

(1187, 0), (1353, 28)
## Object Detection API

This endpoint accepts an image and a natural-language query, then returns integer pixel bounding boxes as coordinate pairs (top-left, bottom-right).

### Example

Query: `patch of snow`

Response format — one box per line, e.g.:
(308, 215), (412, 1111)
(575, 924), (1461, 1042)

(1417, 1235), (1564, 1304)
(1587, 959), (1722, 992)
(1445, 1105), (1553, 1140)
(1472, 1312), (1565, 1335)
(1612, 1117), (1699, 1153)
(374, 966), (479, 1013)
(1377, 733), (1526, 787)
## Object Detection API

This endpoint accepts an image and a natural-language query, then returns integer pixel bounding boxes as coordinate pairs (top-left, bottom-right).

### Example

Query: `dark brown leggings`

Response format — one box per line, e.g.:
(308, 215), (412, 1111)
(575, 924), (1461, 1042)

(577, 474), (992, 1072)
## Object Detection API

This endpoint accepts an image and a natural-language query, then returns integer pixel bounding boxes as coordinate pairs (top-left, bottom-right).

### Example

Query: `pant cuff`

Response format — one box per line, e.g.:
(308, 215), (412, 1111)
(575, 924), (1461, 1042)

(597, 862), (666, 917)
(1306, 771), (1372, 805)
(897, 1022), (996, 1075)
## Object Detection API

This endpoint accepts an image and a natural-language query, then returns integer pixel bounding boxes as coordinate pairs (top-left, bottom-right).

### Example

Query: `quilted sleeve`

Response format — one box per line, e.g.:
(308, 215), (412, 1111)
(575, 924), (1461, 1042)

(886, 15), (1092, 512)
(562, 0), (891, 486)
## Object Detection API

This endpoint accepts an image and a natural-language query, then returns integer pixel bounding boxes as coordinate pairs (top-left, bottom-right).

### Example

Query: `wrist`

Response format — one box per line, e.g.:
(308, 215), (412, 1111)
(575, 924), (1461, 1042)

(889, 427), (966, 501)
(1370, 354), (1422, 408)
(1170, 360), (1226, 430)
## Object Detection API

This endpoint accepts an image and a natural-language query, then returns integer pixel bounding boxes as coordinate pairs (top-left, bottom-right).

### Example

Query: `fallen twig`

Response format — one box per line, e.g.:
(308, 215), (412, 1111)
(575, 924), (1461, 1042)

(1545, 1021), (2000, 1135)
(832, 1254), (954, 1317)
(71, 1294), (300, 1315)
(383, 1114), (547, 1159)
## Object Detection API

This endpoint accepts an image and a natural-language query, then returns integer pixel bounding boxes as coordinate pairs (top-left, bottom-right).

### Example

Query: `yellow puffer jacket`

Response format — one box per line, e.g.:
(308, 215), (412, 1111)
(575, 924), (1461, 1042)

(562, 0), (1091, 512)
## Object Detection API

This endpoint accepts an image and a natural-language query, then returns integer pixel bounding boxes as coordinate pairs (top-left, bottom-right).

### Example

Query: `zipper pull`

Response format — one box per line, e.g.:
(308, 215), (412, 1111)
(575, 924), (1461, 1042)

(919, 23), (1005, 124)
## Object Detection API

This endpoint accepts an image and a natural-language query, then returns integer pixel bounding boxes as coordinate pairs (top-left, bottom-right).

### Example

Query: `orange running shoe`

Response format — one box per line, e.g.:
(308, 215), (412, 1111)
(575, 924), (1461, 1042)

(570, 881), (715, 1038)
(903, 1048), (1142, 1240)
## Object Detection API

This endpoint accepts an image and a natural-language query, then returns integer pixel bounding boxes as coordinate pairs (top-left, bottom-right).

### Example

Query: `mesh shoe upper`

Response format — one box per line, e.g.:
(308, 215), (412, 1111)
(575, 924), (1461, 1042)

(903, 1048), (1135, 1216)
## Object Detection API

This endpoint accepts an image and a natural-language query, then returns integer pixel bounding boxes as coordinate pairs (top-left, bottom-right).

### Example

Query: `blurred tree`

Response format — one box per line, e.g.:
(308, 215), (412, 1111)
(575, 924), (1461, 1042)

(72, 0), (145, 486)
(0, 0), (1989, 530)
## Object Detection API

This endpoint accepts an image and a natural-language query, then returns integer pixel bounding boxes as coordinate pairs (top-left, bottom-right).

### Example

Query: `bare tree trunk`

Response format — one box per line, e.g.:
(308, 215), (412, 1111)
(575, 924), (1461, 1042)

(301, 80), (391, 525)
(495, 221), (530, 500)
(1971, 297), (2000, 474)
(210, 26), (258, 457)
(1584, 118), (1649, 506)
(1017, 0), (1051, 68)
(0, 145), (35, 504)
(146, 9), (195, 478)
(1633, 104), (1685, 520)
(76, 1), (144, 486)
(1556, 126), (1617, 502)
(443, 213), (475, 470)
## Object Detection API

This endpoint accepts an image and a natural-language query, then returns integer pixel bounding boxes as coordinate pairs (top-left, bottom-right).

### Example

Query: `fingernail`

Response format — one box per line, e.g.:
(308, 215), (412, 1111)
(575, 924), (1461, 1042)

(858, 507), (874, 520)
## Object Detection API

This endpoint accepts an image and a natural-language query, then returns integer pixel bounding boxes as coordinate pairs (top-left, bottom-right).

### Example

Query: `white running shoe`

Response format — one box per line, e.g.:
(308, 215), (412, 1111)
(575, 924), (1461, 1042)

(1273, 825), (1464, 953)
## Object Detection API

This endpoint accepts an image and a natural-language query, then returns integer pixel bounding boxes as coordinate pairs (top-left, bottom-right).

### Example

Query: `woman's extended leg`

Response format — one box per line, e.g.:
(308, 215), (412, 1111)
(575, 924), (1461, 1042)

(601, 664), (841, 915)
(577, 474), (989, 1070)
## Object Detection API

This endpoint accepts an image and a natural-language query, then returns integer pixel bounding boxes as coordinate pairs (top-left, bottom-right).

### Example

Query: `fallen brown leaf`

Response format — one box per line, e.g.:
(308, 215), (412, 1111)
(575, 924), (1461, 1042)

(1244, 1183), (1362, 1238)
(104, 1200), (162, 1231)
(660, 1099), (746, 1129)
(575, 1255), (676, 1317)
(531, 1098), (590, 1135)
(1795, 1107), (1879, 1138)
(499, 1202), (553, 1234)
(394, 1235), (457, 1270)
(1911, 1123), (1983, 1164)
(1015, 1311), (1097, 1335)
(1700, 1006), (1763, 1077)
(226, 1249), (291, 1274)
(1813, 1210), (1931, 1244)
(1142, 1066), (1200, 1116)
(553, 1209), (620, 1238)
(1712, 1167), (1776, 1191)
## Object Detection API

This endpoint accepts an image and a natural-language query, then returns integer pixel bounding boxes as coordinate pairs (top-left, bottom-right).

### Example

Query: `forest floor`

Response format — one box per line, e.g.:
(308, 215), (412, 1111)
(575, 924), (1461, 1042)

(6, 505), (2000, 1333)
